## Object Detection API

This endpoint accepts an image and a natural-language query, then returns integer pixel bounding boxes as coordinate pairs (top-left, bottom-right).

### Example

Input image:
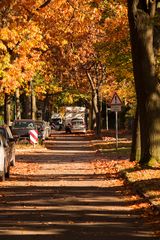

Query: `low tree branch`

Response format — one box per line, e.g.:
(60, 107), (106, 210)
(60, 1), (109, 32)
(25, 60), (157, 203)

(37, 0), (52, 10)
(86, 71), (95, 91)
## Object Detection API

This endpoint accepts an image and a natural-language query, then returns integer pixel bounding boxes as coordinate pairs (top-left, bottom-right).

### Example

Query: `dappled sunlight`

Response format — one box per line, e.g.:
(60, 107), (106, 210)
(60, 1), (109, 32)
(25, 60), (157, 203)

(0, 228), (66, 236)
(0, 183), (155, 238)
(0, 133), (159, 239)
(16, 149), (96, 155)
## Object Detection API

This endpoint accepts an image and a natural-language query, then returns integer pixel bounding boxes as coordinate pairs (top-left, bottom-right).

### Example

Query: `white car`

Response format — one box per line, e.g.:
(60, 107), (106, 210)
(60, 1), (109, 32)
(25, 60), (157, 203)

(0, 134), (10, 181)
(70, 118), (86, 133)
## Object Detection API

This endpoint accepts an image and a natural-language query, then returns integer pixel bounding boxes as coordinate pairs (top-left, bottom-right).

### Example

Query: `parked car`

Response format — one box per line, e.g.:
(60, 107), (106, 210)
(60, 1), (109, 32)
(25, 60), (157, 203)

(50, 118), (64, 131)
(35, 120), (51, 140)
(0, 134), (10, 181)
(71, 118), (86, 134)
(11, 119), (37, 141)
(0, 125), (15, 167)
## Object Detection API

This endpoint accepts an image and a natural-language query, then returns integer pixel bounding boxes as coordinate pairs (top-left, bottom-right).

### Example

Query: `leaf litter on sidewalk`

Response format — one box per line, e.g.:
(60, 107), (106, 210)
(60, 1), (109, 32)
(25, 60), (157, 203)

(92, 132), (160, 216)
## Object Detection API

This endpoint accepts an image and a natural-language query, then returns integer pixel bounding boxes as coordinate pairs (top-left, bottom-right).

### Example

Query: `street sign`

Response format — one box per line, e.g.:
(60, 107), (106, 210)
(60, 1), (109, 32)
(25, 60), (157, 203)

(110, 92), (122, 105)
(110, 92), (122, 150)
(110, 93), (122, 112)
(111, 105), (121, 112)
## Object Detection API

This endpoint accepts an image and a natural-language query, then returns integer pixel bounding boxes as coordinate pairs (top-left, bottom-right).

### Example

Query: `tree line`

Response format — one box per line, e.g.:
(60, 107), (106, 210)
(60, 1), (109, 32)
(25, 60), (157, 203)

(0, 0), (160, 166)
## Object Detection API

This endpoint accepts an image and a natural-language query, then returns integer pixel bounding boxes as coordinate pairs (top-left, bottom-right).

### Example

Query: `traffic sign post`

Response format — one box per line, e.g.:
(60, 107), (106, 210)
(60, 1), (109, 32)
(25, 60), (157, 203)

(115, 111), (118, 150)
(111, 105), (121, 112)
(106, 107), (111, 131)
(110, 93), (122, 150)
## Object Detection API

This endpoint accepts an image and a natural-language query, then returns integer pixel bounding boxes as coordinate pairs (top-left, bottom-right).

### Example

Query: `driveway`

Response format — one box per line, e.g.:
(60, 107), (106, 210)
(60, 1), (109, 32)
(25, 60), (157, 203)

(0, 132), (159, 240)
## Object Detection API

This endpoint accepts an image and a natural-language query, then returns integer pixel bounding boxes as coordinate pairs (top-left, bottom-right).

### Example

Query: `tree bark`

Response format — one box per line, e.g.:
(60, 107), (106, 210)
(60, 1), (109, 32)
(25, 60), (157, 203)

(4, 93), (11, 125)
(130, 106), (141, 162)
(86, 72), (101, 137)
(21, 93), (31, 119)
(31, 88), (37, 120)
(15, 88), (21, 119)
(128, 0), (160, 166)
(88, 97), (95, 130)
(42, 94), (50, 121)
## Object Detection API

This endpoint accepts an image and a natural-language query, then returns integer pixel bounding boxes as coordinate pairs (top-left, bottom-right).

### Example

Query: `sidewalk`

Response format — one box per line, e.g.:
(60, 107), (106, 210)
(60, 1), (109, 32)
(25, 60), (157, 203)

(91, 134), (160, 214)
(0, 133), (159, 239)
(120, 164), (160, 213)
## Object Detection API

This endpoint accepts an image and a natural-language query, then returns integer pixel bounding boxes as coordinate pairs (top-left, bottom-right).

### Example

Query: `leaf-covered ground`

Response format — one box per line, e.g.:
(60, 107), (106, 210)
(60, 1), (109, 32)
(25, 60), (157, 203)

(15, 132), (160, 211)
(0, 132), (159, 239)
(92, 130), (160, 211)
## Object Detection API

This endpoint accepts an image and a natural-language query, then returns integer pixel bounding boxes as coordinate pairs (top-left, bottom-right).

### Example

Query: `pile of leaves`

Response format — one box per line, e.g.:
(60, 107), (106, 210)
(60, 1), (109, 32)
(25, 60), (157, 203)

(115, 161), (160, 210)
(92, 133), (160, 211)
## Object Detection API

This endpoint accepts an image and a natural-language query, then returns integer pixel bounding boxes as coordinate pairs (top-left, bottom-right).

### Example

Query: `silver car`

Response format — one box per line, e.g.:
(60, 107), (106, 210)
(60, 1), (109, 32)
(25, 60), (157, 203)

(70, 118), (86, 133)
(0, 134), (11, 181)
(0, 125), (15, 168)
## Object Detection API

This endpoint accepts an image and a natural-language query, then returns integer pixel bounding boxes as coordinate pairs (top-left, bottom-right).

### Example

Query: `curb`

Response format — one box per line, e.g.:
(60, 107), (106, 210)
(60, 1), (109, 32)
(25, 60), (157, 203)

(120, 171), (160, 214)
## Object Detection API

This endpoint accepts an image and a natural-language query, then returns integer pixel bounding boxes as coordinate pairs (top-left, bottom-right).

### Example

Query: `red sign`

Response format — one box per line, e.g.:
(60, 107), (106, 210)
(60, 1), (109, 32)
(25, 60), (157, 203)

(29, 130), (38, 144)
(110, 93), (122, 105)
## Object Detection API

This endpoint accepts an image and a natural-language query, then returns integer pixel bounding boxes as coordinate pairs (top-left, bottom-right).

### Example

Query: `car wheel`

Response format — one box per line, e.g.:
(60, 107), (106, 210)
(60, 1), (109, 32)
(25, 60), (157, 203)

(5, 163), (10, 179)
(0, 170), (5, 181)
(0, 147), (5, 181)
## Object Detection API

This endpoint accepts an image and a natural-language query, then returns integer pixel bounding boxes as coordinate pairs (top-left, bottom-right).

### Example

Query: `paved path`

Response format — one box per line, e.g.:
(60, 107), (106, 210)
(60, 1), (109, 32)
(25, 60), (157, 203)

(0, 132), (159, 240)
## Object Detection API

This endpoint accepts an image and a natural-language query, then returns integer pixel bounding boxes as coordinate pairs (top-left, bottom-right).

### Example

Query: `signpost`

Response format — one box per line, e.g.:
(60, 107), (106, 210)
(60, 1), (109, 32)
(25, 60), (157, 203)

(110, 93), (122, 150)
(106, 107), (111, 131)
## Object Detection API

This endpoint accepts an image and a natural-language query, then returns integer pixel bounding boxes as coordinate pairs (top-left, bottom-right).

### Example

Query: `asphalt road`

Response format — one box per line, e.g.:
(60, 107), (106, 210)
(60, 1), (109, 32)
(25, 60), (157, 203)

(0, 132), (159, 240)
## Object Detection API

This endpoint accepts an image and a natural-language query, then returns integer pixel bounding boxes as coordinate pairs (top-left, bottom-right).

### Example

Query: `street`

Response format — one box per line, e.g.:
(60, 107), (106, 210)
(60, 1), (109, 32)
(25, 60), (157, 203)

(0, 132), (159, 240)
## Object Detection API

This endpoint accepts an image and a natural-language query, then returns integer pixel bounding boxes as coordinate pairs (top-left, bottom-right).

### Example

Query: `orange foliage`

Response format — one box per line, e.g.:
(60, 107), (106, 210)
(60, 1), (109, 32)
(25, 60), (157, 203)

(0, 0), (134, 107)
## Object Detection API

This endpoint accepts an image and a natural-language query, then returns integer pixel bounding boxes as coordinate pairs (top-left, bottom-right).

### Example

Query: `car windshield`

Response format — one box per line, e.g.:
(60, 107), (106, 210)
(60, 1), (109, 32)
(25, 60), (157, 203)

(72, 120), (84, 125)
(13, 121), (35, 128)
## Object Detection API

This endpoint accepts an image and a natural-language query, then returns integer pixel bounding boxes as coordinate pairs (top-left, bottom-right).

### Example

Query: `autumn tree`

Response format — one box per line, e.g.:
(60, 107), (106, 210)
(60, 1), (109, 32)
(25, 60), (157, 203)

(0, 0), (59, 121)
(82, 1), (134, 134)
(36, 0), (104, 117)
(127, 0), (160, 166)
(0, 0), (135, 129)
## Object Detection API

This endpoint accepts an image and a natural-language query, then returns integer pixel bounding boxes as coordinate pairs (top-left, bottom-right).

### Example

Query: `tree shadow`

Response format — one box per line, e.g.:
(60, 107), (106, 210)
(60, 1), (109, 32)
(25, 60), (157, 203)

(1, 133), (159, 239)
(0, 185), (159, 240)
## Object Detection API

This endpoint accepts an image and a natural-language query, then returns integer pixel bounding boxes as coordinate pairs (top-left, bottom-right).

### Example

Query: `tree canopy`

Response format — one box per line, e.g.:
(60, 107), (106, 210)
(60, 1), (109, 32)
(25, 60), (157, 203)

(0, 0), (134, 108)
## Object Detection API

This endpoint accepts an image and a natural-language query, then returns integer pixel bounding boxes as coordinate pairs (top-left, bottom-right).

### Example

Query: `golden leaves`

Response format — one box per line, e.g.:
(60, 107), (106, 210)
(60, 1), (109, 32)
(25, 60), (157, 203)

(0, 0), (134, 106)
(0, 40), (7, 51)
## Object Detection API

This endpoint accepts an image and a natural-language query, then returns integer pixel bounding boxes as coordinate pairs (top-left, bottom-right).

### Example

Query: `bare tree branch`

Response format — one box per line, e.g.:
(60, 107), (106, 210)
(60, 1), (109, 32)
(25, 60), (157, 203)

(86, 71), (95, 91)
(63, 0), (77, 32)
(37, 0), (52, 10)
(150, 0), (156, 17)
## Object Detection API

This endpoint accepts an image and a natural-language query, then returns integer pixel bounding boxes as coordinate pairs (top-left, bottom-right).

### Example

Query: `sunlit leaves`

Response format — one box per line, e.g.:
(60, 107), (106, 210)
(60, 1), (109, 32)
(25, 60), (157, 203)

(0, 0), (135, 111)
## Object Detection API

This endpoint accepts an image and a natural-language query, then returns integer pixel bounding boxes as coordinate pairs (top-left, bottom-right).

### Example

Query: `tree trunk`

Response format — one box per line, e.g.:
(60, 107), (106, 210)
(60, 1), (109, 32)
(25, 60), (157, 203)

(4, 93), (11, 125)
(96, 89), (101, 136)
(86, 71), (102, 137)
(88, 99), (95, 130)
(92, 89), (101, 137)
(128, 0), (160, 166)
(15, 88), (21, 119)
(42, 94), (50, 121)
(21, 93), (31, 119)
(130, 106), (141, 162)
(31, 89), (37, 120)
